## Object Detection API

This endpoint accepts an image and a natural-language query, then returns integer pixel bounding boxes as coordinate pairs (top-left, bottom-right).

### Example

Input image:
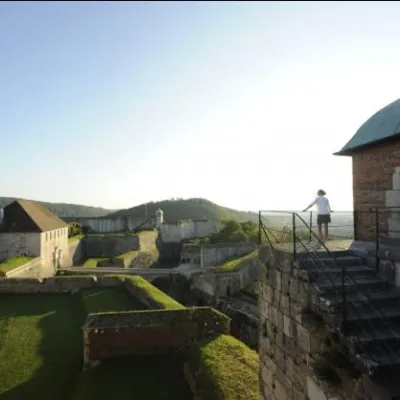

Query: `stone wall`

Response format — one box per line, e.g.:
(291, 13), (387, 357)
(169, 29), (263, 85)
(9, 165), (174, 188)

(191, 257), (257, 298)
(160, 220), (218, 243)
(67, 239), (84, 266)
(82, 307), (230, 364)
(352, 137), (400, 241)
(83, 236), (140, 258)
(258, 245), (331, 400)
(0, 232), (41, 261)
(62, 216), (154, 234)
(3, 257), (43, 278)
(181, 242), (256, 267)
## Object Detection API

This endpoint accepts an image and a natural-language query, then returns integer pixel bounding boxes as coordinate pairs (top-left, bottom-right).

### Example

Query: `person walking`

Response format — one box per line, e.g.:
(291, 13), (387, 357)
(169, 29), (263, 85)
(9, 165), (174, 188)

(303, 189), (333, 243)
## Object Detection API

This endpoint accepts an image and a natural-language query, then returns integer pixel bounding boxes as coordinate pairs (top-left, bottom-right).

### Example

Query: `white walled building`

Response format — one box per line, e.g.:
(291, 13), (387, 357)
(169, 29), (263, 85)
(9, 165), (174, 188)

(0, 200), (69, 269)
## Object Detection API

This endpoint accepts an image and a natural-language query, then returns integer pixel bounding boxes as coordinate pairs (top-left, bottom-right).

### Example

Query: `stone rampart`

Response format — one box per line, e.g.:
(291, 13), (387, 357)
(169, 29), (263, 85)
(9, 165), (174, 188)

(82, 307), (230, 364)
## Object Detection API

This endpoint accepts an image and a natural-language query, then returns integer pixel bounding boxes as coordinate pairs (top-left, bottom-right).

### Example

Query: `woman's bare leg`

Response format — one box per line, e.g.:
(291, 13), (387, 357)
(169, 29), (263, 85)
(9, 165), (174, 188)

(317, 224), (323, 242)
(323, 222), (328, 242)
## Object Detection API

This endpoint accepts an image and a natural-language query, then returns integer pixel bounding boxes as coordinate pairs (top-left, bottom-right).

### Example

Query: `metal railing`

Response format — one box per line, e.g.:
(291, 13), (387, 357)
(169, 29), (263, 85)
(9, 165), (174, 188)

(259, 210), (400, 378)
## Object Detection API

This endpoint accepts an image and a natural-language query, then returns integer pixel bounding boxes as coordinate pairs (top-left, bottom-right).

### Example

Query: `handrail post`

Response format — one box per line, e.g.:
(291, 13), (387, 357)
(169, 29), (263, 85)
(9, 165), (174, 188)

(375, 208), (380, 273)
(341, 264), (347, 335)
(353, 210), (357, 240)
(292, 213), (297, 260)
(309, 211), (313, 242)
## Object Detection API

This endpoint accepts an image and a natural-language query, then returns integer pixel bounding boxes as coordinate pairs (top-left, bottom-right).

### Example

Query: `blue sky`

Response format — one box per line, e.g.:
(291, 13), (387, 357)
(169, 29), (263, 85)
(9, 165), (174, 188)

(1, 1), (400, 212)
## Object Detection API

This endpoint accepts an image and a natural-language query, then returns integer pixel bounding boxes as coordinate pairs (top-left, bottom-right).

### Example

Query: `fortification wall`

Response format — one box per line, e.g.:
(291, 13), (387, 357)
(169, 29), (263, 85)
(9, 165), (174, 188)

(181, 242), (256, 266)
(67, 239), (84, 266)
(83, 236), (140, 258)
(82, 307), (230, 364)
(62, 216), (155, 234)
(258, 245), (342, 400)
(160, 221), (218, 243)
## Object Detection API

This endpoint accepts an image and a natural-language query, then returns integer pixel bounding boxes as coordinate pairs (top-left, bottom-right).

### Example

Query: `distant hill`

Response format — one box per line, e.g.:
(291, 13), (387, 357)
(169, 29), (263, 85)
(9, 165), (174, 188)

(0, 197), (113, 218)
(109, 198), (259, 224)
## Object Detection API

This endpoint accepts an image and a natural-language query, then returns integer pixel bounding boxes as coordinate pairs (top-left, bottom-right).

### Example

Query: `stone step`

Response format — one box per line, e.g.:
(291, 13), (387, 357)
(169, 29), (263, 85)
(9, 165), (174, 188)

(351, 348), (400, 377)
(343, 305), (400, 333)
(296, 250), (352, 260)
(314, 288), (400, 314)
(299, 255), (364, 269)
(346, 326), (400, 354)
(307, 265), (374, 282)
(313, 276), (389, 296)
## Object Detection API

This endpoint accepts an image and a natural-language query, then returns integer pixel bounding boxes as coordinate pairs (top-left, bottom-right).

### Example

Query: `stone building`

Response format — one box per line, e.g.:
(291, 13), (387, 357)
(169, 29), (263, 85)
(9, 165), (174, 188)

(258, 99), (400, 400)
(335, 98), (400, 241)
(0, 200), (69, 268)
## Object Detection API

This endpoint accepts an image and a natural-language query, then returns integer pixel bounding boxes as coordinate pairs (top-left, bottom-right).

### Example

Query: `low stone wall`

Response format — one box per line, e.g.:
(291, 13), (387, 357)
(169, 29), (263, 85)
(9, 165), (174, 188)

(181, 242), (256, 267)
(82, 307), (231, 364)
(4, 257), (43, 278)
(0, 275), (184, 314)
(123, 277), (184, 310)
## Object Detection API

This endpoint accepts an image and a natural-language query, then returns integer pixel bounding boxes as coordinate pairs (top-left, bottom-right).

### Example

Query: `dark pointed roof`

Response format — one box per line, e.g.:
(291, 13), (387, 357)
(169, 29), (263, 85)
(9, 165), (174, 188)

(335, 99), (400, 156)
(0, 200), (68, 233)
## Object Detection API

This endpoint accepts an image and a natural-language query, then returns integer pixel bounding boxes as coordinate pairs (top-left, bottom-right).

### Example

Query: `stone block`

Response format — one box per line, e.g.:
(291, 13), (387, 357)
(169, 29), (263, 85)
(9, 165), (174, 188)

(280, 294), (290, 315)
(273, 376), (291, 400)
(272, 289), (281, 308)
(290, 300), (303, 323)
(269, 305), (279, 327)
(284, 315), (297, 339)
(266, 285), (274, 303)
(297, 324), (311, 353)
(293, 383), (307, 400)
(289, 277), (299, 298)
(282, 272), (290, 293)
(277, 309), (285, 331)
(275, 329), (285, 349)
(274, 346), (286, 372)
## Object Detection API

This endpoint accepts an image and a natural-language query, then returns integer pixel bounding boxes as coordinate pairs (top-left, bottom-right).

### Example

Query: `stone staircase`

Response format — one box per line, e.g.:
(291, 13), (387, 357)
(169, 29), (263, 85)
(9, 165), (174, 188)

(297, 250), (400, 389)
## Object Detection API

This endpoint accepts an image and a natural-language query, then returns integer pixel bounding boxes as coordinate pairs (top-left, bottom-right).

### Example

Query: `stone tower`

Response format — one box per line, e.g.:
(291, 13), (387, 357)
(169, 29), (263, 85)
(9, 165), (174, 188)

(155, 208), (164, 228)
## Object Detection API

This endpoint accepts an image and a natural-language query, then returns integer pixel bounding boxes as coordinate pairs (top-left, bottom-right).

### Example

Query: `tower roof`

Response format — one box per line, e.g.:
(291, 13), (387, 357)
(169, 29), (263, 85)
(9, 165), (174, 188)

(335, 99), (400, 156)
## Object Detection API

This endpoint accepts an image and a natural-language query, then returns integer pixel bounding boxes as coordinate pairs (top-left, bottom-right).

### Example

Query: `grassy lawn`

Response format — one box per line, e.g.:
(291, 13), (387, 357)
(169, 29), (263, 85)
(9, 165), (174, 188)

(115, 250), (138, 264)
(81, 288), (145, 314)
(190, 334), (259, 400)
(0, 256), (33, 276)
(124, 275), (185, 310)
(213, 251), (257, 273)
(0, 290), (187, 400)
(0, 294), (83, 400)
(68, 235), (84, 243)
(82, 258), (109, 268)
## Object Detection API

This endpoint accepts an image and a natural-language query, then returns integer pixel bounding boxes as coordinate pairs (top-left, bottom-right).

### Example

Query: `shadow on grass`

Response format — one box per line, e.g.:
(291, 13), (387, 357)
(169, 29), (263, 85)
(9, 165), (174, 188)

(0, 293), (85, 400)
(0, 293), (192, 400)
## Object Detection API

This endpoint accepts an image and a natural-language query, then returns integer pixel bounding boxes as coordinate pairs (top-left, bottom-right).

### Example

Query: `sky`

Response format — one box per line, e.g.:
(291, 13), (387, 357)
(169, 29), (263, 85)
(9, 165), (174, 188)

(1, 1), (400, 212)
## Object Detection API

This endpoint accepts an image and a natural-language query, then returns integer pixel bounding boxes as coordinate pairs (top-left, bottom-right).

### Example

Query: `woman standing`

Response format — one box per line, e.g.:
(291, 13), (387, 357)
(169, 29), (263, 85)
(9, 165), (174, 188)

(303, 189), (333, 243)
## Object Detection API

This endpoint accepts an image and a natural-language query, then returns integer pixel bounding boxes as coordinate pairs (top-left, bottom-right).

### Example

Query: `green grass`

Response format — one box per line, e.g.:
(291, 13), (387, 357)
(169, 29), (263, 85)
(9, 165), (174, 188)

(0, 256), (33, 276)
(81, 288), (145, 314)
(82, 258), (108, 268)
(190, 334), (259, 400)
(68, 234), (84, 243)
(213, 251), (257, 273)
(0, 294), (83, 400)
(0, 290), (188, 400)
(115, 250), (139, 263)
(124, 275), (185, 310)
